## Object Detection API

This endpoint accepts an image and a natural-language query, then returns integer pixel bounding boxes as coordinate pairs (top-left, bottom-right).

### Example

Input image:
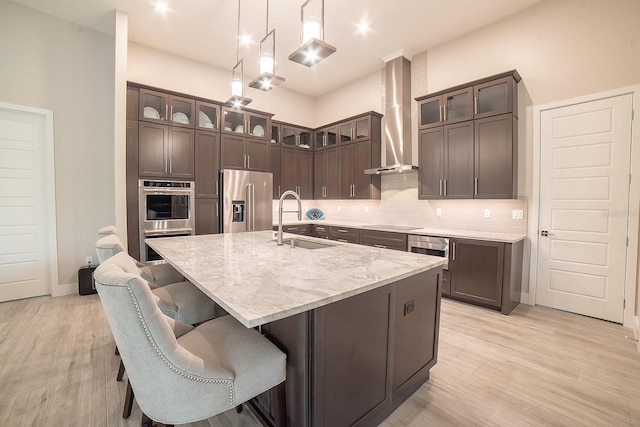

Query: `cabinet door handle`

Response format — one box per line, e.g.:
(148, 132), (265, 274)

(439, 179), (443, 196)
(474, 96), (478, 115)
(165, 158), (168, 174)
(374, 244), (387, 249)
(443, 179), (447, 196)
(337, 229), (348, 233)
(443, 104), (447, 121)
(287, 227), (298, 231)
(169, 157), (172, 174)
(439, 105), (443, 122)
(216, 180), (219, 196)
(165, 104), (168, 121)
(278, 185), (281, 196)
(170, 105), (173, 120)
(247, 155), (250, 169)
(338, 238), (348, 243)
(474, 178), (478, 196)
(316, 227), (325, 231)
(452, 242), (456, 261)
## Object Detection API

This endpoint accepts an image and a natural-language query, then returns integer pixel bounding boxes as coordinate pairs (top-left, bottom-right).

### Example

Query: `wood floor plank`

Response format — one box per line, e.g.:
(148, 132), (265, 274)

(1, 294), (639, 426)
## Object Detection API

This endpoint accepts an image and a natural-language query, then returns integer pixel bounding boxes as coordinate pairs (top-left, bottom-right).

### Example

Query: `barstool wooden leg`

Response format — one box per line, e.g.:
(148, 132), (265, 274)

(116, 360), (126, 381)
(123, 379), (135, 418)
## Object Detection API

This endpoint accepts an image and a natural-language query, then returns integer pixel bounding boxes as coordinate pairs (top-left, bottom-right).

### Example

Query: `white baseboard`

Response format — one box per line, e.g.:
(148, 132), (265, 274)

(52, 282), (78, 297)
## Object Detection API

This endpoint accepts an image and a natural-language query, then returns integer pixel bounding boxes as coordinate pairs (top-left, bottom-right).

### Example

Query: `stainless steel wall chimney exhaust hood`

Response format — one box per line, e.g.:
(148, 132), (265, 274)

(365, 56), (417, 175)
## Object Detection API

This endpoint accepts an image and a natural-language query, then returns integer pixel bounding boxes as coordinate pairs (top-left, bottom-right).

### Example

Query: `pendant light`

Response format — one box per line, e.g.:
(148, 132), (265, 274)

(225, 0), (252, 108)
(288, 0), (336, 67)
(249, 0), (285, 91)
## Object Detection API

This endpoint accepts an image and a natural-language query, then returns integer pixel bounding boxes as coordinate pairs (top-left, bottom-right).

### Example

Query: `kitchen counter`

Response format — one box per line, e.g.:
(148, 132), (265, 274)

(276, 219), (526, 243)
(146, 230), (445, 328)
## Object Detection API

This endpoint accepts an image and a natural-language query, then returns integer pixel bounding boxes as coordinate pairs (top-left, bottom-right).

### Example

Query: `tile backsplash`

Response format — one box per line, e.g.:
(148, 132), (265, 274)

(275, 173), (527, 235)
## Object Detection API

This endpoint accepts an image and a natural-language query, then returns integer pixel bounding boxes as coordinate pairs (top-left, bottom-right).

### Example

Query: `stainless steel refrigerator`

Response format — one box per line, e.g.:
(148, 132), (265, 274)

(219, 169), (273, 233)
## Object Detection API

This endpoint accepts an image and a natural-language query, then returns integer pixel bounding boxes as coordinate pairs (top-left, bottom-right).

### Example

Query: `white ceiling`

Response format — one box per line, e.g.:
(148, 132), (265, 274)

(11, 0), (542, 97)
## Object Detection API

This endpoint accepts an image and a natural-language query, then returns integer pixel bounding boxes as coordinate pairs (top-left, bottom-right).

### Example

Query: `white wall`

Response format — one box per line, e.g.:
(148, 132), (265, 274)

(128, 42), (316, 127)
(0, 0), (116, 292)
(314, 70), (383, 127)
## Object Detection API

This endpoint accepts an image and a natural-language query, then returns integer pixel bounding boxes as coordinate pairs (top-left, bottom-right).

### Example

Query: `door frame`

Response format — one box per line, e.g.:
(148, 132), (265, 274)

(528, 85), (640, 330)
(0, 102), (59, 297)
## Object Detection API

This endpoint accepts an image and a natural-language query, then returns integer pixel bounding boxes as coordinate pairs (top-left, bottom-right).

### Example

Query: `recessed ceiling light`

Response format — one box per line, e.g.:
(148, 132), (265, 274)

(357, 21), (370, 34)
(154, 1), (169, 14)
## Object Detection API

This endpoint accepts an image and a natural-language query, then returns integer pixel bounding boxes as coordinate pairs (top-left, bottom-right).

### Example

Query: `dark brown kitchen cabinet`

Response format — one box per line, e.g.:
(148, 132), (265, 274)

(138, 122), (194, 179)
(313, 224), (329, 239)
(418, 121), (473, 199)
(194, 130), (220, 198)
(339, 141), (381, 199)
(338, 115), (373, 144)
(139, 88), (195, 129)
(314, 125), (337, 150)
(418, 87), (473, 130)
(280, 147), (313, 199)
(221, 107), (271, 141)
(474, 114), (517, 199)
(473, 75), (518, 119)
(360, 230), (408, 252)
(449, 238), (522, 315)
(273, 224), (312, 236)
(279, 123), (313, 149)
(328, 226), (360, 244)
(270, 144), (281, 198)
(195, 198), (219, 235)
(195, 101), (220, 131)
(417, 71), (520, 200)
(220, 134), (269, 172)
(314, 147), (338, 199)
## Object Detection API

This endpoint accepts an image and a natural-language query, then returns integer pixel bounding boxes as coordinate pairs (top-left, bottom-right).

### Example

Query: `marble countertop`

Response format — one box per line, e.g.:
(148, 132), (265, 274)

(276, 220), (526, 243)
(146, 231), (445, 328)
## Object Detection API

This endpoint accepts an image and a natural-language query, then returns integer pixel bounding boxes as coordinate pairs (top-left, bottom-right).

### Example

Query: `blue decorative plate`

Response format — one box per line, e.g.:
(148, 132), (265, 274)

(306, 208), (324, 220)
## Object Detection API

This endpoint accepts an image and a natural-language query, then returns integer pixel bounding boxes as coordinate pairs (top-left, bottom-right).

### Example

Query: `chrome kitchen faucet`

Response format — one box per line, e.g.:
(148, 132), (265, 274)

(277, 190), (302, 245)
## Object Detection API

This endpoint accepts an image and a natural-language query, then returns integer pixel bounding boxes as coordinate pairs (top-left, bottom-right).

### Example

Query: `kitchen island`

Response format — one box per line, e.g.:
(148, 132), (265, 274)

(147, 231), (445, 427)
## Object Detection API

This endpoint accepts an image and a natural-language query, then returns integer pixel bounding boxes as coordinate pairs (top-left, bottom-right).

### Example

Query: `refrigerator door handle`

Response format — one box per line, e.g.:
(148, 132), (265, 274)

(245, 183), (252, 232)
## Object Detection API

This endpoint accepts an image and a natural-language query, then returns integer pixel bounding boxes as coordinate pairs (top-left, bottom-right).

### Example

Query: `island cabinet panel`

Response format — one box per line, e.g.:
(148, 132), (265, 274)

(393, 268), (441, 399)
(313, 285), (392, 427)
(313, 224), (329, 239)
(273, 224), (312, 236)
(360, 230), (408, 251)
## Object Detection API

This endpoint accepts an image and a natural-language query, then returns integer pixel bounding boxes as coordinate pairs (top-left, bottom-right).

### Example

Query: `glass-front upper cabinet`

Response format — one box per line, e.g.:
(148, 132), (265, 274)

(443, 87), (473, 125)
(299, 129), (311, 149)
(315, 128), (326, 149)
(418, 97), (443, 129)
(139, 89), (195, 128)
(221, 107), (270, 141)
(474, 76), (516, 119)
(196, 101), (219, 130)
(315, 126), (337, 150)
(282, 126), (297, 146)
(271, 123), (280, 144)
(339, 116), (371, 143)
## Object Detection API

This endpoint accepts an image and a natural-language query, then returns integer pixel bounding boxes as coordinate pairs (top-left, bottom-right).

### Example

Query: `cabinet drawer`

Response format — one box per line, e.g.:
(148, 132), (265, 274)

(359, 230), (407, 251)
(280, 224), (311, 236)
(329, 226), (360, 244)
(313, 224), (330, 239)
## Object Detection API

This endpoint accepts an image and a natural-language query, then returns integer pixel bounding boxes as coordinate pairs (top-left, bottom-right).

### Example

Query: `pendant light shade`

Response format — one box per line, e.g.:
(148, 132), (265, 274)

(249, 0), (285, 91)
(225, 0), (252, 107)
(249, 29), (286, 91)
(289, 0), (336, 67)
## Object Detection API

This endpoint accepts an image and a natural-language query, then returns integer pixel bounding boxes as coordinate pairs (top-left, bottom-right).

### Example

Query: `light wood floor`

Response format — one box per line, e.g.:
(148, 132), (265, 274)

(1, 294), (639, 426)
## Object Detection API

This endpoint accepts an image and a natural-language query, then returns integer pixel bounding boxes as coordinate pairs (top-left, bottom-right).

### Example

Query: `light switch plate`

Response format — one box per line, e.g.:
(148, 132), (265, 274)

(436, 208), (442, 217)
(512, 209), (524, 220)
(484, 209), (491, 218)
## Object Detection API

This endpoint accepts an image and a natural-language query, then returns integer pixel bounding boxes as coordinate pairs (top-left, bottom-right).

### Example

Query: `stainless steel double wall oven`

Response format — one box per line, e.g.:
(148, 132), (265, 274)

(138, 179), (195, 262)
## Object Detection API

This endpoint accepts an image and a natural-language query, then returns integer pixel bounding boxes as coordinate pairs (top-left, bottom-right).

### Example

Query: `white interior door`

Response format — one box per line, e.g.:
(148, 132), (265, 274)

(0, 105), (57, 302)
(536, 94), (633, 323)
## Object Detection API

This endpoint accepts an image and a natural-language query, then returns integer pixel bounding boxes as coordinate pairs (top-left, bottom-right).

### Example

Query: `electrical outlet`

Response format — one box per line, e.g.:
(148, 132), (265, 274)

(484, 209), (491, 218)
(85, 256), (93, 266)
(436, 208), (442, 217)
(512, 209), (524, 220)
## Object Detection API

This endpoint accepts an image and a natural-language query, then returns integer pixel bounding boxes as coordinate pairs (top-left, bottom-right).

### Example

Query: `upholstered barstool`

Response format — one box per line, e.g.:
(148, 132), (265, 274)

(94, 254), (287, 426)
(95, 233), (184, 287)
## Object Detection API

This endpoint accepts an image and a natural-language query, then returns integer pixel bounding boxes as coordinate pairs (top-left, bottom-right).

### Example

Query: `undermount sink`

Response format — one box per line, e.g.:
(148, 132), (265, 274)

(277, 238), (336, 250)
